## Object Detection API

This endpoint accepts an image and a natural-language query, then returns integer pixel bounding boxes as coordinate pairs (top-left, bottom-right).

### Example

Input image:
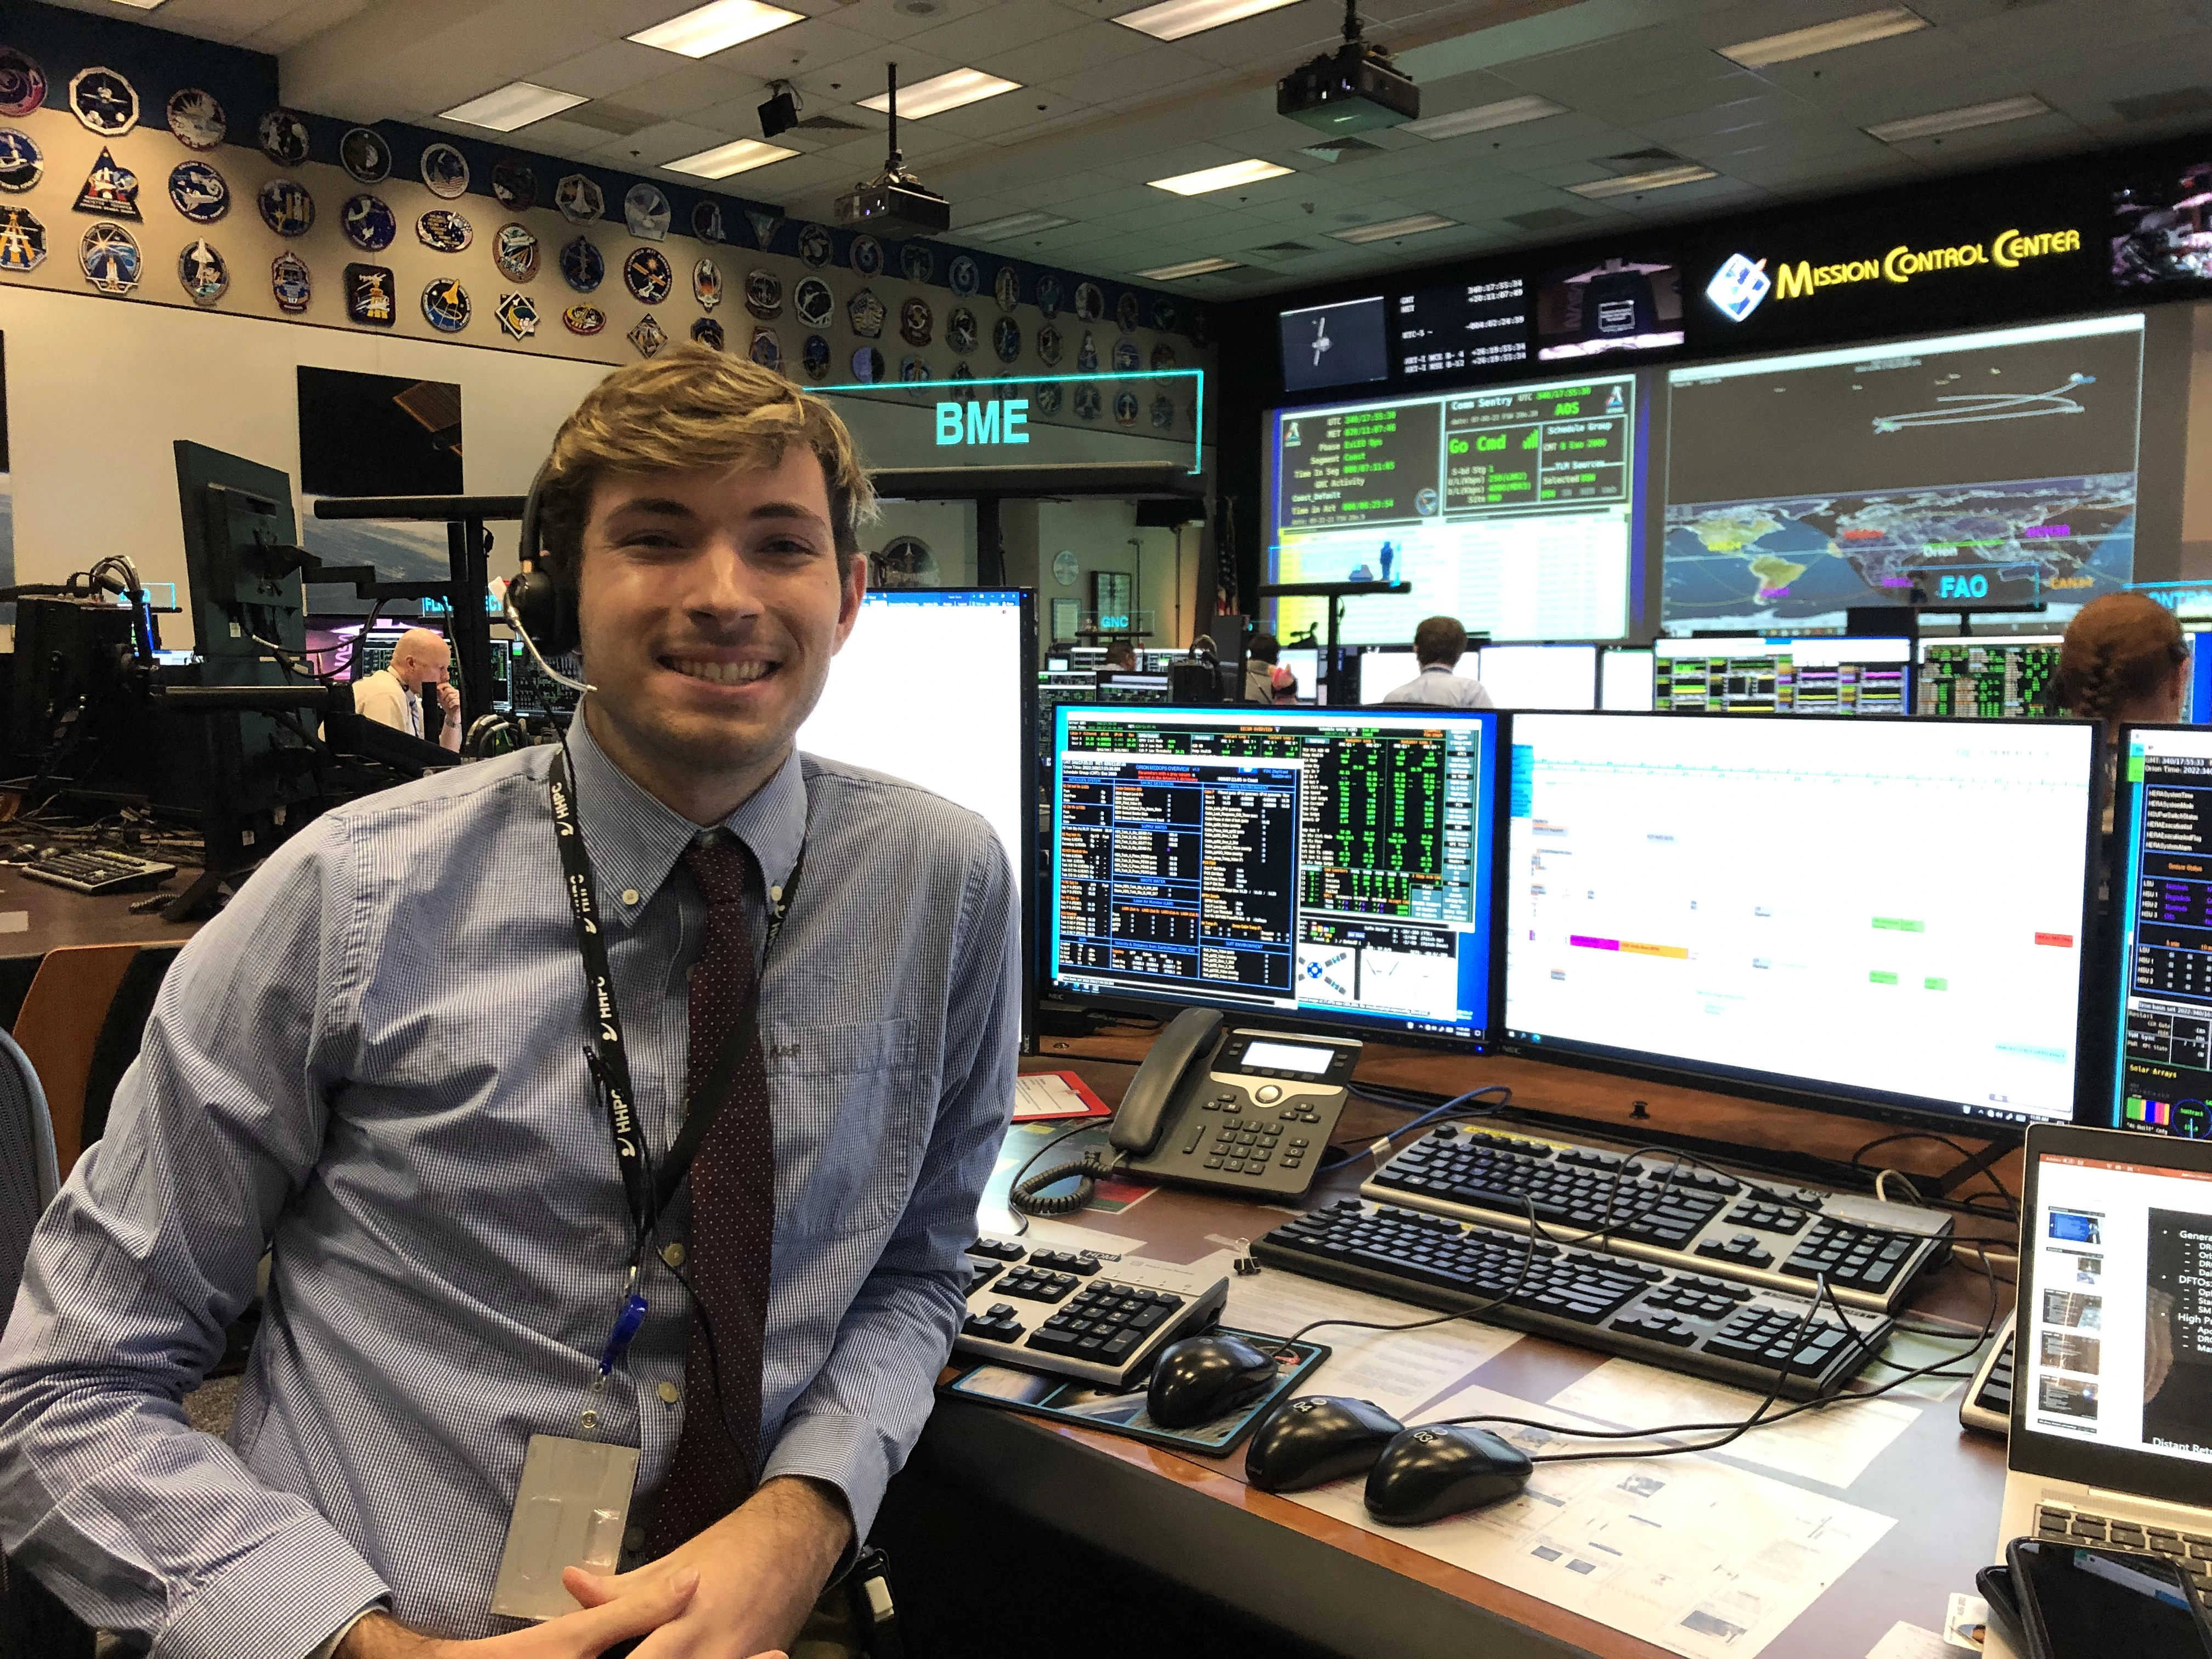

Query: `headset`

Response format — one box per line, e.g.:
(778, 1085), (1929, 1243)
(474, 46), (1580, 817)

(501, 462), (592, 694)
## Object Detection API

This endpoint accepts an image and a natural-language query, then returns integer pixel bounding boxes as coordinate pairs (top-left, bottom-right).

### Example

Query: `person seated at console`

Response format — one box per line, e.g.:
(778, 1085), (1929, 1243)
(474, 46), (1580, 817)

(1243, 632), (1295, 704)
(1381, 616), (1492, 709)
(353, 626), (463, 753)
(2055, 591), (2189, 824)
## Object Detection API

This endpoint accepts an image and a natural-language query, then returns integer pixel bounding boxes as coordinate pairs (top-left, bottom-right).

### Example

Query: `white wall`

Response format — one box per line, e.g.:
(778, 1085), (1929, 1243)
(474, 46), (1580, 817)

(0, 285), (611, 647)
(1036, 498), (1200, 654)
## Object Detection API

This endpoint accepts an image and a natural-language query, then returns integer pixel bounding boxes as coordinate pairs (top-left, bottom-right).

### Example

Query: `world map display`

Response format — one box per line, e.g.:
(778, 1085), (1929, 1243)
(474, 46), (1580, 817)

(1664, 473), (2137, 632)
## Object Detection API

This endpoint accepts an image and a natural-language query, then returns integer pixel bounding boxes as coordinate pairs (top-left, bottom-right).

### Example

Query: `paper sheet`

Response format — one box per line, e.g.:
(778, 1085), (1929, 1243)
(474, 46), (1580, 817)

(1867, 1622), (1952, 1659)
(1222, 1266), (1520, 1420)
(1284, 1383), (1895, 1659)
(1013, 1070), (1109, 1121)
(1547, 1361), (1921, 1488)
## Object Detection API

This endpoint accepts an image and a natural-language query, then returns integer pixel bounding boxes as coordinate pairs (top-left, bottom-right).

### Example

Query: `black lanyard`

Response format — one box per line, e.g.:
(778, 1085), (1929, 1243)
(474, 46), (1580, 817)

(549, 746), (801, 1252)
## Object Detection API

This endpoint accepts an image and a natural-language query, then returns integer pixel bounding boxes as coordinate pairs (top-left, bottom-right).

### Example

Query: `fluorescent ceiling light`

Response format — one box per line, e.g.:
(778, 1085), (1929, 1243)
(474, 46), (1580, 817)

(1719, 7), (1928, 69)
(961, 210), (1076, 241)
(1148, 157), (1293, 195)
(628, 0), (803, 57)
(1865, 93), (2051, 142)
(860, 69), (1021, 119)
(439, 82), (588, 131)
(1567, 163), (1717, 198)
(1333, 212), (1457, 243)
(1112, 0), (1301, 41)
(1135, 256), (1242, 278)
(1403, 94), (1567, 140)
(664, 138), (798, 177)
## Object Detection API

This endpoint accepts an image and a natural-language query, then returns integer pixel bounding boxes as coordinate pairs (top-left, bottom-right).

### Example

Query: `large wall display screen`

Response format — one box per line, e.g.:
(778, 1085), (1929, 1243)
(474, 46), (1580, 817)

(1662, 314), (2145, 636)
(1268, 372), (1638, 646)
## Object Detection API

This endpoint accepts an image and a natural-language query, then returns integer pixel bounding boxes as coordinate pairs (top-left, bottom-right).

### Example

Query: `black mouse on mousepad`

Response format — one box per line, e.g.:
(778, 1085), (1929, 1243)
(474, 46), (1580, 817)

(1146, 1333), (1280, 1429)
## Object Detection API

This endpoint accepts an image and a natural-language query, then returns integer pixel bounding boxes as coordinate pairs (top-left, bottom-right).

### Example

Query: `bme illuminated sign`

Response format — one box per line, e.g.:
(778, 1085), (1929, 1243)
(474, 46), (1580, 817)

(934, 399), (1030, 445)
(1706, 227), (2085, 321)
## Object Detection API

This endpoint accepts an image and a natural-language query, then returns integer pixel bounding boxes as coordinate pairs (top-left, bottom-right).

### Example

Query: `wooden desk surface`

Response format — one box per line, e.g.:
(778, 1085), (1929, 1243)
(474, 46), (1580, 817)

(983, 1030), (2018, 1659)
(0, 866), (204, 962)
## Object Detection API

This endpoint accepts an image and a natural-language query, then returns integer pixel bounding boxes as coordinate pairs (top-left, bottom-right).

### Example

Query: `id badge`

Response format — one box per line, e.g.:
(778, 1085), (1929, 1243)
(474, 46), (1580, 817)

(489, 1434), (641, 1621)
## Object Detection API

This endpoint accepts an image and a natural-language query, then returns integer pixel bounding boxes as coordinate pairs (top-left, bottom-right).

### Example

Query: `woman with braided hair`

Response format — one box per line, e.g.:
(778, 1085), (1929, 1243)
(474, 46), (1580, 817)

(2054, 595), (2190, 896)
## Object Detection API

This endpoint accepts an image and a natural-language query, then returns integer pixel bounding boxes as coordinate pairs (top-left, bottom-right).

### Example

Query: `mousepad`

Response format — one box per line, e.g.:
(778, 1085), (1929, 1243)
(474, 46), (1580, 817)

(940, 1327), (1330, 1457)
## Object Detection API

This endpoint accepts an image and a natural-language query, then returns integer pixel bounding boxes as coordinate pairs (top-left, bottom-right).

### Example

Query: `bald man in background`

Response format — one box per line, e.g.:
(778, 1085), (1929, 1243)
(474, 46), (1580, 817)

(354, 627), (461, 753)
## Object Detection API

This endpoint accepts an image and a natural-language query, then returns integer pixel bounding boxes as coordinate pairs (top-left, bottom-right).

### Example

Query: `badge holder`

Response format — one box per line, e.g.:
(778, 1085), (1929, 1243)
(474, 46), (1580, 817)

(490, 1431), (641, 1621)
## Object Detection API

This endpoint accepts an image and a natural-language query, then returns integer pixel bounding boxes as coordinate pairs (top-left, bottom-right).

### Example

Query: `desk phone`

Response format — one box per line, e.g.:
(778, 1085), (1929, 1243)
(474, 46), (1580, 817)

(1111, 1009), (1358, 1200)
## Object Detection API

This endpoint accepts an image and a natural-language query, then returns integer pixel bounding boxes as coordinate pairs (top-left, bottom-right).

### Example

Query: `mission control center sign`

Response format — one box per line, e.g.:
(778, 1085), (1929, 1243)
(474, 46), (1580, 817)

(1707, 227), (2085, 321)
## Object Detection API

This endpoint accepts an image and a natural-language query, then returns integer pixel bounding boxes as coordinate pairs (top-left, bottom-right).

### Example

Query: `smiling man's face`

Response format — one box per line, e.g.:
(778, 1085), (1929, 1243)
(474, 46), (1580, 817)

(574, 447), (866, 823)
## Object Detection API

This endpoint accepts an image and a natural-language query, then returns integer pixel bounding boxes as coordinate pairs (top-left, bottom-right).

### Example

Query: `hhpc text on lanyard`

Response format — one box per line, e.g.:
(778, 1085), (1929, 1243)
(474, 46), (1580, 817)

(547, 745), (803, 1387)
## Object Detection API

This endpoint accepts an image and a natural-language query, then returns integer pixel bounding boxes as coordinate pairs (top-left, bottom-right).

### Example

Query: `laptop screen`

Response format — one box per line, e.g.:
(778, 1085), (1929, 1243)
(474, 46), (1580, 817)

(2021, 1137), (2212, 1492)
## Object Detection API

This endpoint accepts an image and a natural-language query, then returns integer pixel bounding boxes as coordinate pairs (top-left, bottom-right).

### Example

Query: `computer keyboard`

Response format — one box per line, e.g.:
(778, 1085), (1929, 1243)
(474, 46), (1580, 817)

(2035, 1502), (2212, 1597)
(1361, 1125), (1949, 1313)
(20, 848), (178, 895)
(1959, 1312), (2015, 1436)
(955, 1238), (1229, 1390)
(1254, 1199), (1893, 1400)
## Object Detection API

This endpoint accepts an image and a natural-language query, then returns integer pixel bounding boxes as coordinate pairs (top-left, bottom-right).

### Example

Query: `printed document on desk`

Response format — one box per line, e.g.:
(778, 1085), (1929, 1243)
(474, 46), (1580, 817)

(1221, 1269), (1520, 1421)
(1284, 1383), (1894, 1659)
(1548, 1361), (1921, 1488)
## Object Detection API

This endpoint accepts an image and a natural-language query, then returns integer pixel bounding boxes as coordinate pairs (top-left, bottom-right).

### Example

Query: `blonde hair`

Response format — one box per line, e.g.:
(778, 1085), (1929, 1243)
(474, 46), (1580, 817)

(2055, 592), (2187, 721)
(535, 347), (876, 577)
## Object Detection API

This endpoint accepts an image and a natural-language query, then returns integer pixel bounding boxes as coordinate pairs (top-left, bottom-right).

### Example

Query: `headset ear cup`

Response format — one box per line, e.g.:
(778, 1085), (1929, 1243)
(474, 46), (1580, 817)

(507, 568), (579, 658)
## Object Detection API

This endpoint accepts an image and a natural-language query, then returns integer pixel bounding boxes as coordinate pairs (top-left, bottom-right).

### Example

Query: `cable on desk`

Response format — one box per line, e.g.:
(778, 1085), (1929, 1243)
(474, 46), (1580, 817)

(1850, 1131), (2017, 1222)
(1004, 1119), (1112, 1233)
(1320, 1085), (1513, 1173)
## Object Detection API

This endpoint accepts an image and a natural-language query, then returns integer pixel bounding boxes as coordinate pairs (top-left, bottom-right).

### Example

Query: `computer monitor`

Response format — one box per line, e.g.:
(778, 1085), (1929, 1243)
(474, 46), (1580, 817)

(1050, 704), (1502, 1045)
(500, 638), (582, 718)
(1096, 672), (1170, 704)
(348, 625), (410, 681)
(1917, 634), (2066, 718)
(799, 588), (1033, 918)
(2109, 725), (2212, 1136)
(2187, 630), (2211, 724)
(1277, 647), (1318, 702)
(1359, 648), (1420, 705)
(1503, 712), (2098, 1129)
(1653, 636), (1913, 714)
(1600, 646), (1655, 712)
(1470, 644), (1598, 710)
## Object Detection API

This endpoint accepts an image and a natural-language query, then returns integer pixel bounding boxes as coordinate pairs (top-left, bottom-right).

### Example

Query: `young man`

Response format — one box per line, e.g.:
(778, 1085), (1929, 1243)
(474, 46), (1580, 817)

(1381, 615), (1493, 709)
(0, 352), (1020, 1658)
(353, 625), (465, 753)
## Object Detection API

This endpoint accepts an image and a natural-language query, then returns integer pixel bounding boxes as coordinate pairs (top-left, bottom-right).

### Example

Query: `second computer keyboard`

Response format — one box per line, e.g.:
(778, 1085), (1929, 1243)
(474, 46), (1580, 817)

(955, 1239), (1229, 1390)
(1255, 1199), (1894, 1400)
(1361, 1125), (1950, 1313)
(20, 848), (178, 895)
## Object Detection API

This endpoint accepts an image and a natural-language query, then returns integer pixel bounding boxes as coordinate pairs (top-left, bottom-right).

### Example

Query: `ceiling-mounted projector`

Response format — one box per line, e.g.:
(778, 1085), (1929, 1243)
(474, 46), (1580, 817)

(1279, 1), (1418, 134)
(835, 63), (951, 238)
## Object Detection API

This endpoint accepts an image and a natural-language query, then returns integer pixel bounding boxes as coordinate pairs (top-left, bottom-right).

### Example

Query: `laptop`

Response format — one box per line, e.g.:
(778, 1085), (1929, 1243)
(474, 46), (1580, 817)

(1997, 1122), (2212, 1600)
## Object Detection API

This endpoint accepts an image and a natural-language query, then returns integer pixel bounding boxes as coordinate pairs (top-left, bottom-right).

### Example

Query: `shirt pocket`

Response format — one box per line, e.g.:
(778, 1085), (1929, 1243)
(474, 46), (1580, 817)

(765, 1015), (924, 1237)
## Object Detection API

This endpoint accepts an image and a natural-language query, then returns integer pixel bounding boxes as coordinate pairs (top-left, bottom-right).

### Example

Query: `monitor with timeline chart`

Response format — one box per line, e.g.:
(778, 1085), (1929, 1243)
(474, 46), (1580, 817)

(1502, 712), (2100, 1130)
(1050, 704), (1502, 1045)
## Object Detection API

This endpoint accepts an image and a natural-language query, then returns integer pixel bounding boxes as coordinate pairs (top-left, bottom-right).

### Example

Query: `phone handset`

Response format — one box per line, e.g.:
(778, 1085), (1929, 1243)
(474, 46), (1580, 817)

(1110, 1008), (1224, 1156)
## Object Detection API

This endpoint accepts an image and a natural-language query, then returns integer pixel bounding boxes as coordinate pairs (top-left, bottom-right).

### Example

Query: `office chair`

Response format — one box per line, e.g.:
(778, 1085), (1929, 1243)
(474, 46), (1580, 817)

(0, 1026), (94, 1659)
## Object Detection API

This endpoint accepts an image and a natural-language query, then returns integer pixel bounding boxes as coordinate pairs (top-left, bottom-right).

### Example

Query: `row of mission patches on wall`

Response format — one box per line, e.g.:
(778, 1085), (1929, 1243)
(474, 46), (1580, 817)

(0, 46), (1204, 430)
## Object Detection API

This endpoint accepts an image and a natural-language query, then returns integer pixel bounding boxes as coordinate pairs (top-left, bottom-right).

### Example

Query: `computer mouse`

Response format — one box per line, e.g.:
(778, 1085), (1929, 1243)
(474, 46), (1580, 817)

(1364, 1425), (1533, 1525)
(1245, 1395), (1404, 1492)
(1146, 1332), (1279, 1429)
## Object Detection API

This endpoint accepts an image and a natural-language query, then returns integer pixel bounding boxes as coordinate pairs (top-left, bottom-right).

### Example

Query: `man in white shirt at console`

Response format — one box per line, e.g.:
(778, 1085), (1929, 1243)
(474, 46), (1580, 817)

(353, 627), (462, 752)
(1381, 616), (1493, 709)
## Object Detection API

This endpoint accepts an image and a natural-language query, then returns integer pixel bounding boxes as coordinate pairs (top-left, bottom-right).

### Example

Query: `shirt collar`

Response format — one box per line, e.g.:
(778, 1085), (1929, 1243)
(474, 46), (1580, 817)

(563, 708), (808, 921)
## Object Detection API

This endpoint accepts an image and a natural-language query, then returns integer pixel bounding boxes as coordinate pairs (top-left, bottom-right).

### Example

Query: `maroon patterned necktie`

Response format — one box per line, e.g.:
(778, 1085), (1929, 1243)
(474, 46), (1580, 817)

(649, 831), (776, 1550)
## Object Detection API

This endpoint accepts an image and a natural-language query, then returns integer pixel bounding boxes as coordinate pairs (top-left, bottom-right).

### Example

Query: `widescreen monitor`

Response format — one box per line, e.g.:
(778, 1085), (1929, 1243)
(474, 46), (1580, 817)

(798, 590), (1032, 910)
(1051, 704), (1502, 1045)
(1470, 643), (1598, 710)
(1268, 370), (1639, 647)
(1600, 646), (1655, 712)
(1280, 296), (1389, 393)
(1653, 636), (1912, 714)
(1504, 712), (2097, 1129)
(1916, 634), (2066, 718)
(2109, 725), (2212, 1137)
(1663, 314), (2145, 636)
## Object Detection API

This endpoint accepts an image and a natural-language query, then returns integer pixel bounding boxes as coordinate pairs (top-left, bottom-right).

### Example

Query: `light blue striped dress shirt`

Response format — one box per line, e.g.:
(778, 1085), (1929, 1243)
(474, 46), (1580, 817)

(0, 712), (1019, 1655)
